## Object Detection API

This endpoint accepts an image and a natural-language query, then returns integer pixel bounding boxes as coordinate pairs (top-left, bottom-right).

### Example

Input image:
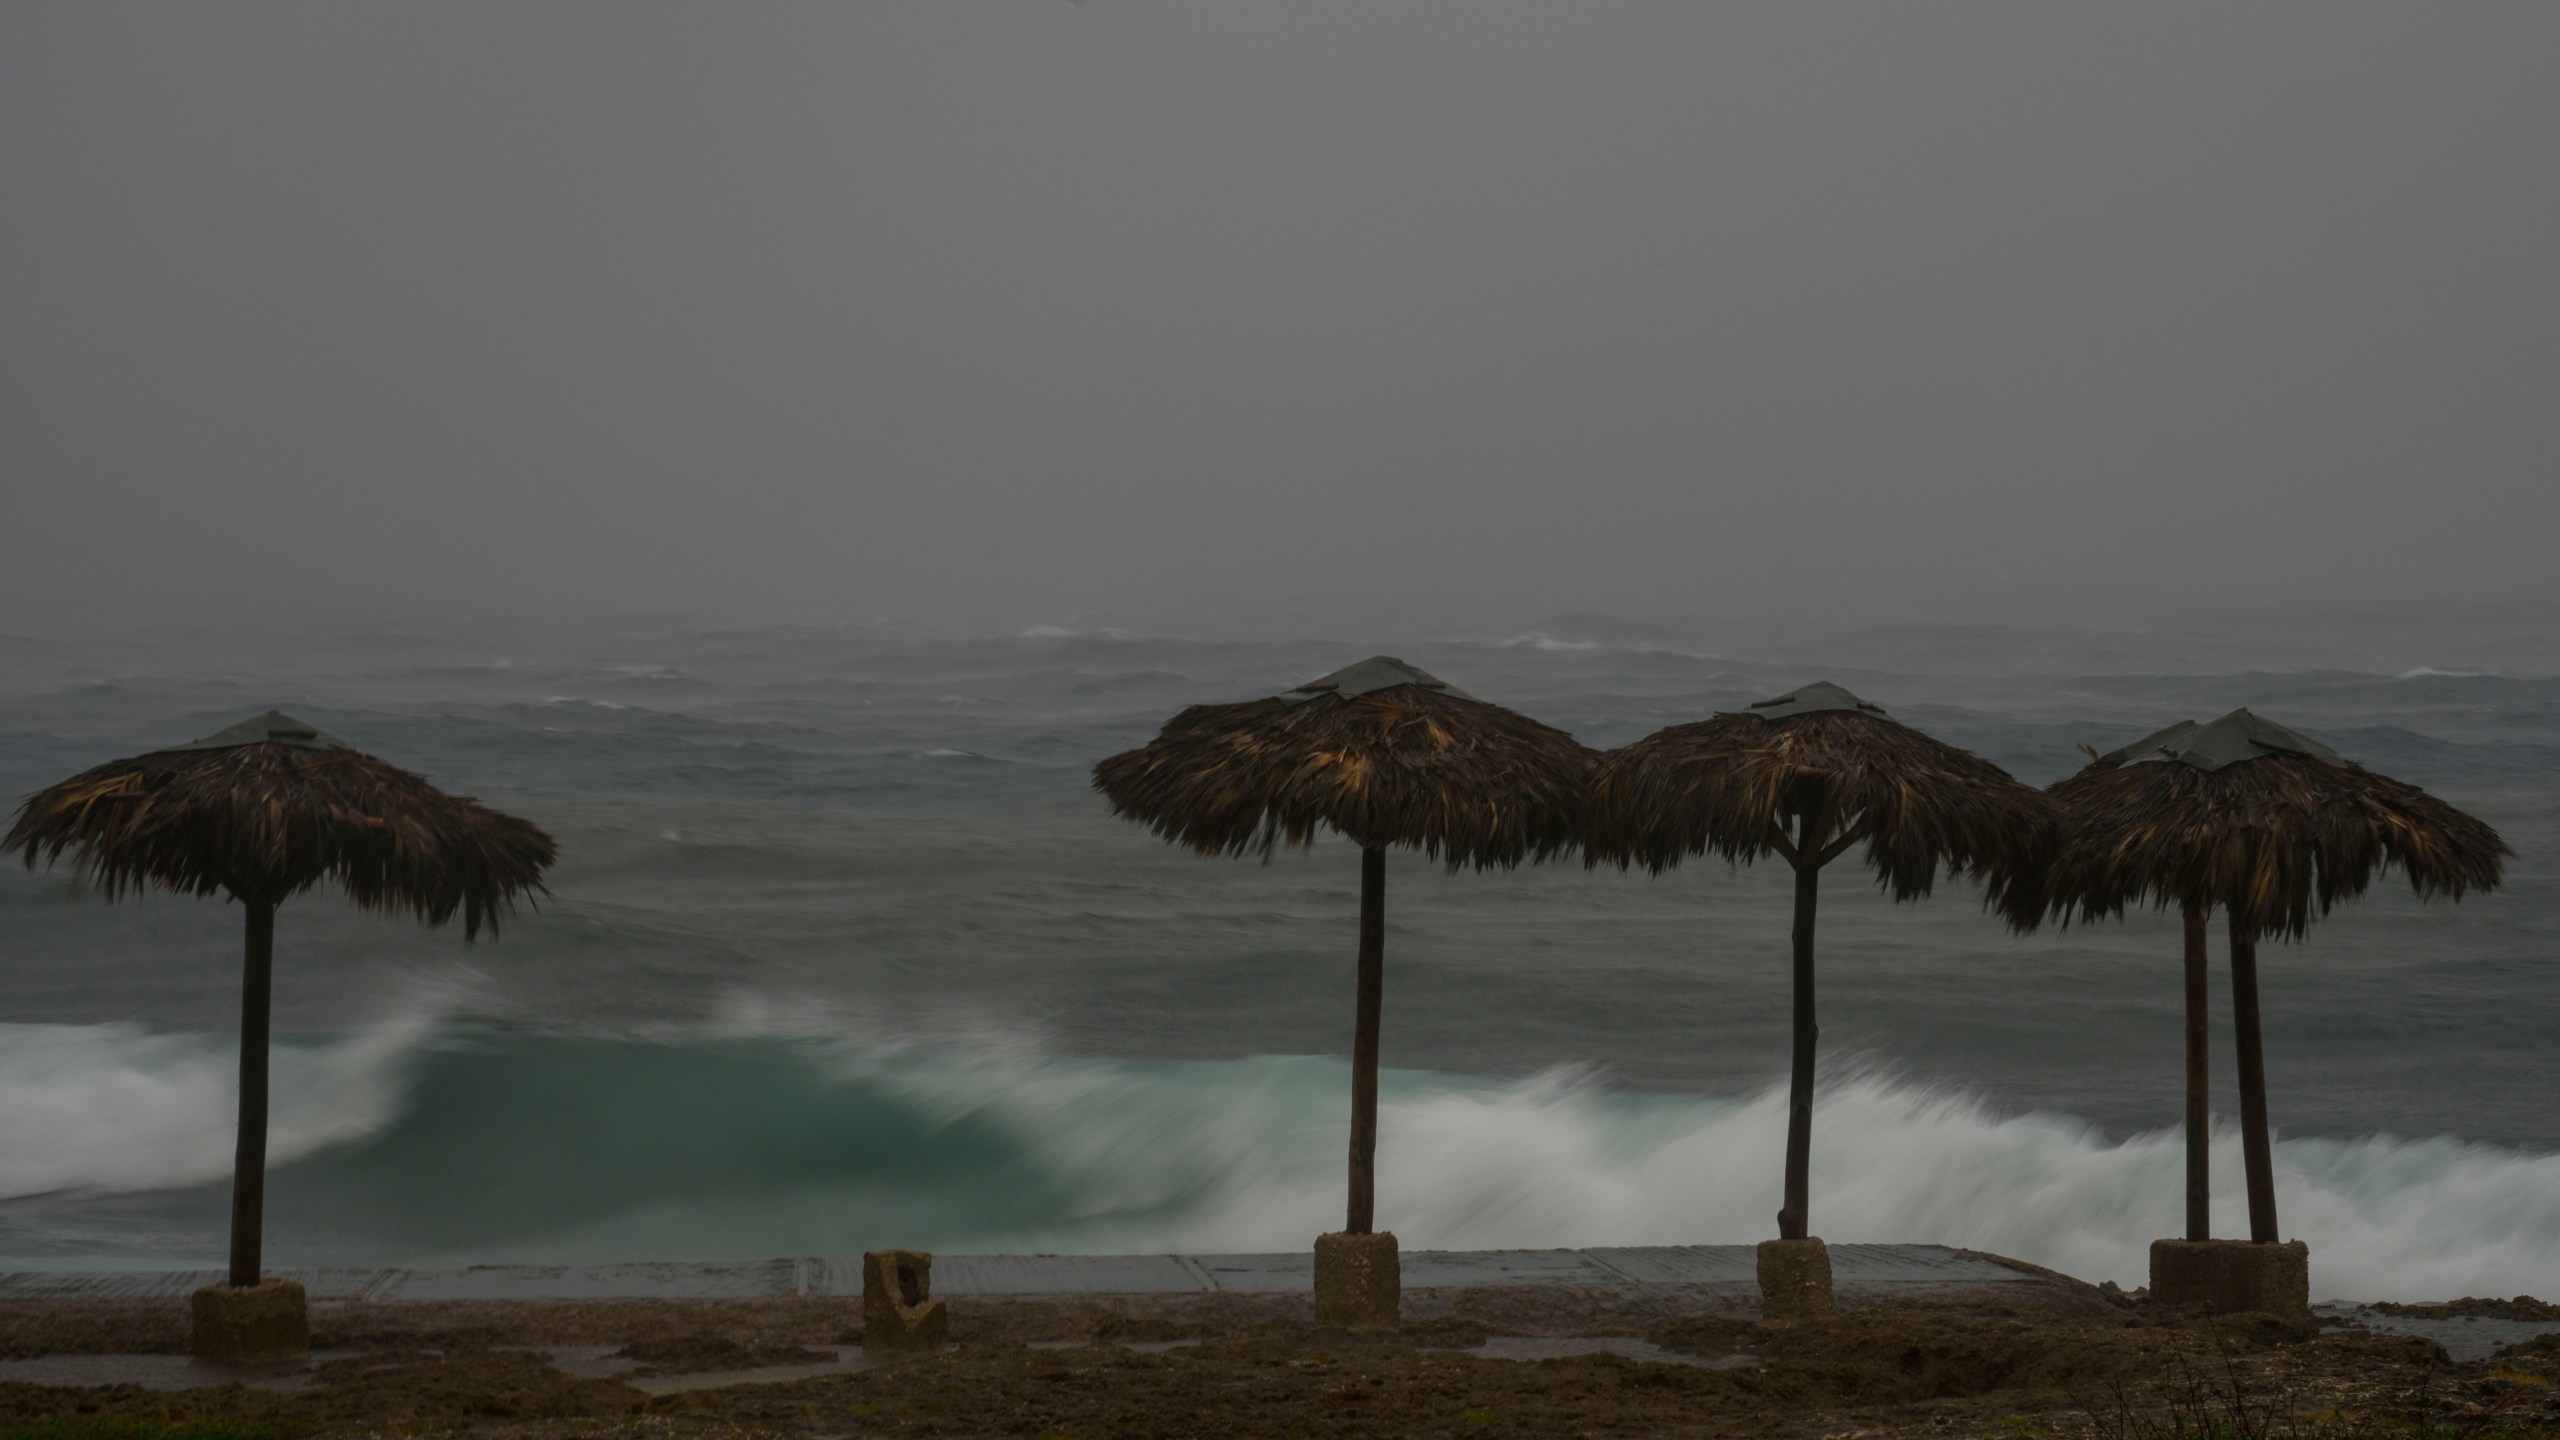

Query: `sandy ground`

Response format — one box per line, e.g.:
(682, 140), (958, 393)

(4, 1280), (2559, 1438)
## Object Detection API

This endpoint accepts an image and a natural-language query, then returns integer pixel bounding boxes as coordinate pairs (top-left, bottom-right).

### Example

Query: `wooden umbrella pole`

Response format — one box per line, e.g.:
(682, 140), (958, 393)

(1778, 805), (1824, 1241)
(228, 900), (276, 1288)
(2228, 911), (2280, 1243)
(2183, 900), (2211, 1242)
(1345, 845), (1387, 1235)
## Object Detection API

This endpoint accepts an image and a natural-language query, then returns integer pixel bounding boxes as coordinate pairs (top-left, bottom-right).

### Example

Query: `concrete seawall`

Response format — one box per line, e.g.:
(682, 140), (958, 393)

(0, 1243), (2040, 1302)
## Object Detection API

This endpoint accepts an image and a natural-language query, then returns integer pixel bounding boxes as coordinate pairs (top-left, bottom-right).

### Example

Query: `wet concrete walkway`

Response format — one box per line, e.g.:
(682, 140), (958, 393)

(0, 1243), (2034, 1302)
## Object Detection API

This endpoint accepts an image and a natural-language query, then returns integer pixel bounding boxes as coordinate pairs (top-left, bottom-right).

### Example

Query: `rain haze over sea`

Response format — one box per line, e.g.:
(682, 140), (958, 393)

(3, 5), (2557, 1302)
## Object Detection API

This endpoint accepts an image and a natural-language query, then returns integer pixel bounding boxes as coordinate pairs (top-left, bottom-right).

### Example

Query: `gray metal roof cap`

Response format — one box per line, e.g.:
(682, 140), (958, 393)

(2097, 718), (2203, 767)
(1742, 681), (1889, 721)
(1276, 656), (1477, 707)
(166, 710), (347, 752)
(2125, 708), (2341, 773)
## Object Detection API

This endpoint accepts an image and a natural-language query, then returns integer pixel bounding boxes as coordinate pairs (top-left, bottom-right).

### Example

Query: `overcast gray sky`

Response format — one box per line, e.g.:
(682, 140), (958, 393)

(4, 3), (2555, 634)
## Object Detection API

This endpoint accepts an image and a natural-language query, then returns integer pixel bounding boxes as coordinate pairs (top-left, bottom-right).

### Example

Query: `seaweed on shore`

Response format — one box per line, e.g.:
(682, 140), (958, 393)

(608, 1334), (835, 1376)
(2374, 1297), (2560, 1323)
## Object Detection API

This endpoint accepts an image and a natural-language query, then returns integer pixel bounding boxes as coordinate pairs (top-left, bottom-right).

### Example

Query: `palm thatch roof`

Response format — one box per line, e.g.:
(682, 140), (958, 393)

(1091, 657), (1592, 868)
(2011, 708), (2507, 940)
(1585, 682), (2057, 899)
(5, 710), (556, 936)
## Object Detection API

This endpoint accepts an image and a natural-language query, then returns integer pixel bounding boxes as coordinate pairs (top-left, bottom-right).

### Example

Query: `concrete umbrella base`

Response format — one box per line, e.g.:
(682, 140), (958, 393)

(1314, 1231), (1401, 1331)
(1756, 1237), (1836, 1324)
(191, 1278), (309, 1363)
(2149, 1239), (2310, 1320)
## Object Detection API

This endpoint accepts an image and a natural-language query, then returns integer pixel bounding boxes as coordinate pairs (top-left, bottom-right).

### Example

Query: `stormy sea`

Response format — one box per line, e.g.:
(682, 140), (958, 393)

(2, 609), (2554, 1301)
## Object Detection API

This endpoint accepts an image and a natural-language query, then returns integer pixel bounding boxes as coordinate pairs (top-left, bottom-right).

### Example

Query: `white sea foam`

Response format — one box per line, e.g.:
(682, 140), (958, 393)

(0, 1019), (428, 1198)
(1020, 624), (1141, 641)
(922, 1057), (2560, 1299)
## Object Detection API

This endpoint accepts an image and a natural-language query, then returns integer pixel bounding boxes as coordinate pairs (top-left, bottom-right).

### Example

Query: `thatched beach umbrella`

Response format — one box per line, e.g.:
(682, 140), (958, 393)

(1586, 682), (2056, 1244)
(1092, 658), (1590, 1239)
(2010, 708), (2506, 1245)
(4, 712), (556, 1293)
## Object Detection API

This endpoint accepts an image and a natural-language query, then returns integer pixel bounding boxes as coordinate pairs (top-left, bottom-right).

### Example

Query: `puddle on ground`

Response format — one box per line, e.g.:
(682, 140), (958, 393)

(0, 1344), (913, 1397)
(0, 1350), (358, 1392)
(1447, 1336), (1757, 1368)
(1025, 1338), (1201, 1354)
(512, 1343), (902, 1394)
(2316, 1305), (2560, 1364)
(508, 1343), (638, 1379)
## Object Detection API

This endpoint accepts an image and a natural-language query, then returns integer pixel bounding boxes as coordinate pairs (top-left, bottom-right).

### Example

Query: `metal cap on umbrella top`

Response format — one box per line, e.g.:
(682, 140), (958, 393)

(1093, 657), (1593, 1235)
(1586, 681), (2059, 1242)
(1273, 655), (1479, 708)
(2012, 706), (2508, 1245)
(2096, 708), (2336, 773)
(6, 711), (557, 1289)
(164, 710), (349, 753)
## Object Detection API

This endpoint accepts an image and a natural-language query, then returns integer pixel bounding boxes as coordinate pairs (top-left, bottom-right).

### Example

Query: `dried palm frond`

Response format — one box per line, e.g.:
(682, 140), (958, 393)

(2015, 743), (2507, 941)
(1092, 660), (1591, 868)
(7, 717), (555, 937)
(1586, 695), (2056, 899)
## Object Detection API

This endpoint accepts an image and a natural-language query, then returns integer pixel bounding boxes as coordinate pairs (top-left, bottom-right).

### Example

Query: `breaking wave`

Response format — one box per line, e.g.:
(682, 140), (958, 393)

(3, 1014), (2554, 1300)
